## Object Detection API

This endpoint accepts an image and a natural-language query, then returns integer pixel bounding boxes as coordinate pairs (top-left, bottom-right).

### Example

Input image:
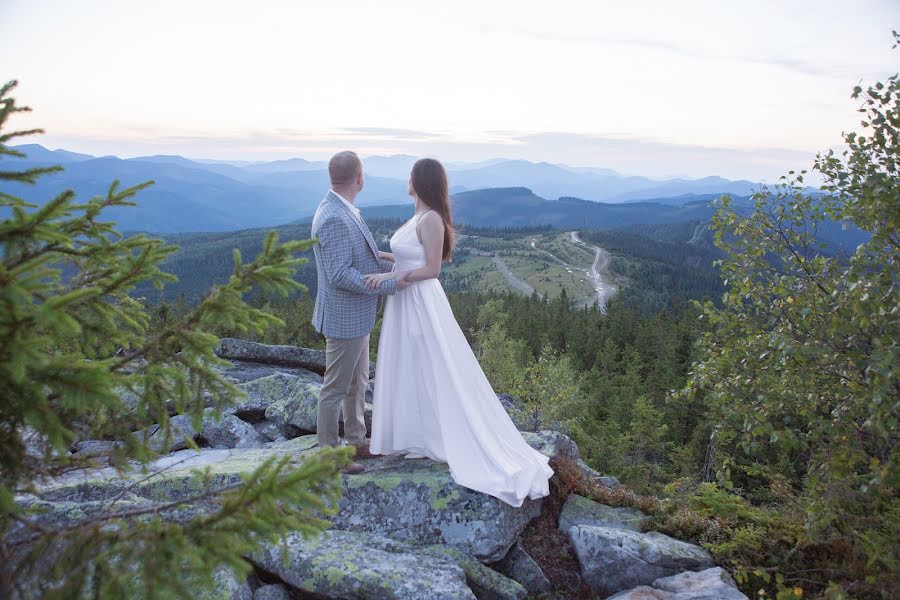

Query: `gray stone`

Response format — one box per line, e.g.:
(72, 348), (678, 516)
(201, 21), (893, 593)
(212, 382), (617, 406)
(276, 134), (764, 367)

(493, 541), (550, 595)
(216, 338), (330, 374)
(607, 587), (670, 599)
(72, 439), (123, 455)
(607, 567), (749, 599)
(421, 545), (528, 600)
(222, 359), (322, 384)
(233, 372), (305, 420)
(197, 566), (253, 600)
(569, 525), (715, 596)
(253, 583), (292, 600)
(249, 530), (475, 599)
(200, 408), (267, 449)
(252, 420), (285, 442)
(31, 430), (576, 564)
(575, 459), (621, 489)
(496, 394), (544, 432)
(217, 339), (379, 379)
(254, 373), (374, 438)
(652, 567), (748, 599)
(261, 376), (323, 433)
(559, 494), (646, 532)
(132, 413), (198, 452)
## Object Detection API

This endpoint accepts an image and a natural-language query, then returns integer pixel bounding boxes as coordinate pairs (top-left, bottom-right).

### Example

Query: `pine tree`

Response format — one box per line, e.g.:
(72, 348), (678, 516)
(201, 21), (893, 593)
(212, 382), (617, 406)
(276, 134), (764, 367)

(0, 80), (352, 598)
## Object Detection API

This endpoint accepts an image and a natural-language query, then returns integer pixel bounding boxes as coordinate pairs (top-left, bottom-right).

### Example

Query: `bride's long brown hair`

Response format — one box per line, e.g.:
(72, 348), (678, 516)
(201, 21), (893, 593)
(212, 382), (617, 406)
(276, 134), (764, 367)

(410, 158), (454, 261)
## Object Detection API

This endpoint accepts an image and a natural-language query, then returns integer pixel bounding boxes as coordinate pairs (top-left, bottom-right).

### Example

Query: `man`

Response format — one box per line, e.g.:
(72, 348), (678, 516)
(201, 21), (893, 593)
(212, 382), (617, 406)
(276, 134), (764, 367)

(311, 151), (405, 474)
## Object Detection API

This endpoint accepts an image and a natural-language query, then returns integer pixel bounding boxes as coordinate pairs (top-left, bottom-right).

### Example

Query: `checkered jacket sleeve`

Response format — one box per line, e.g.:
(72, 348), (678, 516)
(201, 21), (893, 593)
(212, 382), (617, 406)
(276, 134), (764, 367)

(316, 216), (397, 296)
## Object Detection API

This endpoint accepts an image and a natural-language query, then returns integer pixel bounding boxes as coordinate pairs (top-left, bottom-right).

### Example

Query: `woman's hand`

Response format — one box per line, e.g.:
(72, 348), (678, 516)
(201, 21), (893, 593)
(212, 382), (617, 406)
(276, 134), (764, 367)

(363, 272), (391, 290)
(378, 251), (395, 261)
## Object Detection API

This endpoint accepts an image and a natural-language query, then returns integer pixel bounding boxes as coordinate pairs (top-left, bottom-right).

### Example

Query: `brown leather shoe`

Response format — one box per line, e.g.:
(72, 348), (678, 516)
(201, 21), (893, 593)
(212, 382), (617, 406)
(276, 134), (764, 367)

(342, 461), (365, 475)
(353, 441), (376, 460)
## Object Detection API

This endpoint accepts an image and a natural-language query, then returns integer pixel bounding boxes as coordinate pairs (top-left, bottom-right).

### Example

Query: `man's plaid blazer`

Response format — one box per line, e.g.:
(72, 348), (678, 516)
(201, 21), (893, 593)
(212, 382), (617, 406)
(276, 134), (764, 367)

(310, 190), (396, 339)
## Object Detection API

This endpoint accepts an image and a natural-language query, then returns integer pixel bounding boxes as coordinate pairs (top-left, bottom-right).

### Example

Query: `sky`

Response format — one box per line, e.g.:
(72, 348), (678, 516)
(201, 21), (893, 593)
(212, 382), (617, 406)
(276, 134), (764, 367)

(2, 0), (898, 181)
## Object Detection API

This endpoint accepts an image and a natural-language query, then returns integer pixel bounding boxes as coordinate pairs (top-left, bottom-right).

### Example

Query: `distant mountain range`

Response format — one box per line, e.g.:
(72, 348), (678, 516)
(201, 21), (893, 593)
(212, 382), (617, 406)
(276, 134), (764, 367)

(357, 187), (744, 230)
(5, 144), (765, 233)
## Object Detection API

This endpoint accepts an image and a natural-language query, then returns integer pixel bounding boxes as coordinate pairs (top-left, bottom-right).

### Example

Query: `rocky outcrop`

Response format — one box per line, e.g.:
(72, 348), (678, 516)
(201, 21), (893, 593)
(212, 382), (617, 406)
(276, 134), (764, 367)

(132, 413), (198, 453)
(250, 530), (475, 600)
(608, 567), (749, 599)
(216, 338), (378, 379)
(420, 545), (527, 600)
(200, 407), (267, 449)
(199, 566), (253, 600)
(8, 341), (742, 600)
(26, 430), (578, 563)
(493, 541), (551, 595)
(569, 525), (715, 597)
(559, 493), (647, 532)
(253, 584), (292, 600)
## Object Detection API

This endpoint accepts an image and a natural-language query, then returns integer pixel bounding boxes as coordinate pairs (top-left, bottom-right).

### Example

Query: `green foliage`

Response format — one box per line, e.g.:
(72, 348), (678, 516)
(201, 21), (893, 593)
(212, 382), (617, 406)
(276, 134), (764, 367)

(473, 300), (531, 393)
(0, 80), (350, 598)
(677, 57), (900, 597)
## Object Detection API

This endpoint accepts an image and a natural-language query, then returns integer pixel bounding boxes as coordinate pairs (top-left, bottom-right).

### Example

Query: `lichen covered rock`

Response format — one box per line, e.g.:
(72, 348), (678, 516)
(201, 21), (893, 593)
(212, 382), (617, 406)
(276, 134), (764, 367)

(249, 530), (475, 599)
(200, 408), (266, 449)
(253, 584), (292, 600)
(421, 545), (528, 600)
(558, 494), (646, 532)
(493, 541), (550, 595)
(607, 567), (748, 599)
(569, 525), (715, 596)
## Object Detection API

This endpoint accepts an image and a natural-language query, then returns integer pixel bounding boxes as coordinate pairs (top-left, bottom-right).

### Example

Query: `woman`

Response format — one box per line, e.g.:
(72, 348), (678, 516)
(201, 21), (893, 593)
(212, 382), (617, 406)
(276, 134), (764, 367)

(362, 158), (553, 508)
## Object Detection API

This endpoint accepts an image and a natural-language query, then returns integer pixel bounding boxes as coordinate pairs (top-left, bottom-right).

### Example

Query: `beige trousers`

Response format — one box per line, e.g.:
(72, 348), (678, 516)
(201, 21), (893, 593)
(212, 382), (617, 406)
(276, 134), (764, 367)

(317, 334), (369, 448)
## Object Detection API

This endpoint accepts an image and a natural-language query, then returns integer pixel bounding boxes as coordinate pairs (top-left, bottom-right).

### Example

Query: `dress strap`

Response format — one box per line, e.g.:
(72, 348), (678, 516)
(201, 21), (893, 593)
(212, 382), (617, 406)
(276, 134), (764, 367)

(414, 209), (433, 225)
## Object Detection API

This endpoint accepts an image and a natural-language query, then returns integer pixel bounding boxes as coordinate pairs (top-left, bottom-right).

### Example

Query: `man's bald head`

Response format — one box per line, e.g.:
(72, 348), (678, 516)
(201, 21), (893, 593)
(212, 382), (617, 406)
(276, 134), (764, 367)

(329, 151), (363, 187)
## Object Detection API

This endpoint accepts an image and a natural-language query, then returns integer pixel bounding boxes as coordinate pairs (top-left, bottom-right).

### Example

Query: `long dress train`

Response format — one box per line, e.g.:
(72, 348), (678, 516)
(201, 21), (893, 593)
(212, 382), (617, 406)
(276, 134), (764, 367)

(369, 212), (554, 507)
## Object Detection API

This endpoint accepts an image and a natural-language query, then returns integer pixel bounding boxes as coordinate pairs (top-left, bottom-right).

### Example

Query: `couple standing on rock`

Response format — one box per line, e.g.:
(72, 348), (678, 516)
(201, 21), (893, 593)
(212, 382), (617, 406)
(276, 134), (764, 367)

(309, 150), (554, 507)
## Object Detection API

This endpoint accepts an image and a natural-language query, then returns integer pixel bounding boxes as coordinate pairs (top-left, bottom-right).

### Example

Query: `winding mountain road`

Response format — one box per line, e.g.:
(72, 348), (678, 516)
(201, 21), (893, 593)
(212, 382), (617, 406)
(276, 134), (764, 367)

(469, 248), (536, 295)
(569, 231), (616, 310)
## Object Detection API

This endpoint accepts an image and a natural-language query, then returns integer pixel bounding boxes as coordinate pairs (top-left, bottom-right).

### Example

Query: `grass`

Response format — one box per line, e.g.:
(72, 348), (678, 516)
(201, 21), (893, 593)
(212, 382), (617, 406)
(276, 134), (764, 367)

(442, 232), (605, 304)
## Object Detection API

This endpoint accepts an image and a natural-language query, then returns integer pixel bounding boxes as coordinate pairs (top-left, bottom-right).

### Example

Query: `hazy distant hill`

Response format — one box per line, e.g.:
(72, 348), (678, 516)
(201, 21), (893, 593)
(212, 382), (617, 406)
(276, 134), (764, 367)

(7, 144), (765, 233)
(360, 187), (739, 229)
(446, 160), (760, 201)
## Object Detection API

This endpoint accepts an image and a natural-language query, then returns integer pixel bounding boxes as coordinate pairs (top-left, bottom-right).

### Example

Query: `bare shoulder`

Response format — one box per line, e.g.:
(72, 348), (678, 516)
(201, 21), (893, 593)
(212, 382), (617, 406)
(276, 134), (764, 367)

(418, 210), (445, 230)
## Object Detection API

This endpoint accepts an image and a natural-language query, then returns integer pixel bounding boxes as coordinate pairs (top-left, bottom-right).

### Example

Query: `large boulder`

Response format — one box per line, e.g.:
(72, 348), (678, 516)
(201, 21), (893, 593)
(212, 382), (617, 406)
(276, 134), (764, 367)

(253, 584), (292, 600)
(607, 567), (748, 600)
(558, 494), (646, 532)
(132, 414), (198, 453)
(197, 566), (253, 600)
(236, 373), (373, 438)
(569, 525), (715, 596)
(26, 430), (577, 564)
(420, 545), (528, 600)
(249, 530), (475, 600)
(217, 339), (377, 379)
(221, 359), (322, 385)
(493, 541), (550, 595)
(199, 408), (267, 449)
(216, 338), (330, 374)
(327, 432), (572, 562)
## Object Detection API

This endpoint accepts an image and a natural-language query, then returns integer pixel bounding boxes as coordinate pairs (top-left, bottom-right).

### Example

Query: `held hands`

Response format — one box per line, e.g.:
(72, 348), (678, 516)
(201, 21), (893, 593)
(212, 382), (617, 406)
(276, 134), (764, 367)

(363, 271), (411, 291)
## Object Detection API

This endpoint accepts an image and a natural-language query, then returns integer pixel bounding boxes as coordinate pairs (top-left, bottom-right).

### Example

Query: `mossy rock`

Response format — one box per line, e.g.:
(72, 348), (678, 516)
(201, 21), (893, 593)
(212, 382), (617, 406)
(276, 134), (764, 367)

(249, 530), (475, 600)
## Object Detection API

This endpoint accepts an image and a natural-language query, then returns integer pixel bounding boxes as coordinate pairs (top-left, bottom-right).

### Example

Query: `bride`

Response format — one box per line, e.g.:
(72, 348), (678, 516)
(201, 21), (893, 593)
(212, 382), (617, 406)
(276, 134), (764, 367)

(362, 158), (554, 508)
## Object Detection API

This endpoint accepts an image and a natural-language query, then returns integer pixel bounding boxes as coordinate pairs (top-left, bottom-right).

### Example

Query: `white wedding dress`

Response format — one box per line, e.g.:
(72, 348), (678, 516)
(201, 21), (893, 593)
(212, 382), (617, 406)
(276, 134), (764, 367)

(369, 211), (554, 507)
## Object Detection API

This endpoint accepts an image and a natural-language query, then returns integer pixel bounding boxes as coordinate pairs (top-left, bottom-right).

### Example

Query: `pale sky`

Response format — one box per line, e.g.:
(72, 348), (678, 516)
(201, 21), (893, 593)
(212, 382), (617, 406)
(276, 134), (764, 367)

(2, 0), (898, 180)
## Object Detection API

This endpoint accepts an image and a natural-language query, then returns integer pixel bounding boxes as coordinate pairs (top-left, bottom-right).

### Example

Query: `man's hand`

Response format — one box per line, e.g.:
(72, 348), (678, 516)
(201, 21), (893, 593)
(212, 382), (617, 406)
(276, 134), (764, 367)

(363, 272), (394, 290)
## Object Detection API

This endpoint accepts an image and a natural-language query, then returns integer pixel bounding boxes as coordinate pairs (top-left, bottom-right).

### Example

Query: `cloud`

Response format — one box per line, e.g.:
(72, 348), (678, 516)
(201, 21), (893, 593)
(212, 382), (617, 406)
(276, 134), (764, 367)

(34, 126), (824, 182)
(336, 127), (448, 141)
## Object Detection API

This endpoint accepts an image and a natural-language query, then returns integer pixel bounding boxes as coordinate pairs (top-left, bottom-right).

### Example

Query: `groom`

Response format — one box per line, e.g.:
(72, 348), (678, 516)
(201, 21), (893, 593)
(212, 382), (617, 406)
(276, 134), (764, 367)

(310, 151), (405, 474)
